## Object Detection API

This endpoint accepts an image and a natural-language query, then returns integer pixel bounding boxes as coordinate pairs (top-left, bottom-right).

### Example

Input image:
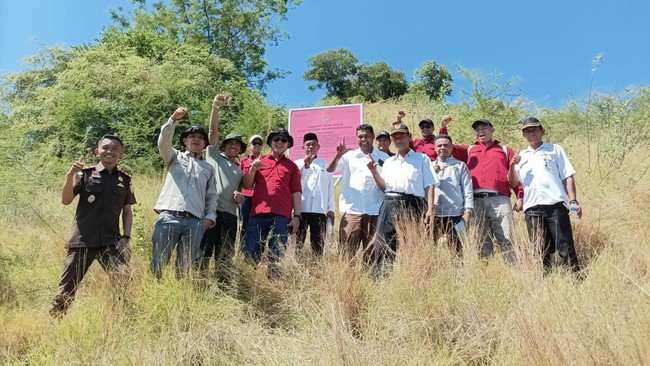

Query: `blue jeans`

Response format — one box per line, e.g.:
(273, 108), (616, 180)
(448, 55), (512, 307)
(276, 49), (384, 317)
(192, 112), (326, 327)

(473, 195), (516, 263)
(243, 213), (290, 265)
(150, 211), (203, 278)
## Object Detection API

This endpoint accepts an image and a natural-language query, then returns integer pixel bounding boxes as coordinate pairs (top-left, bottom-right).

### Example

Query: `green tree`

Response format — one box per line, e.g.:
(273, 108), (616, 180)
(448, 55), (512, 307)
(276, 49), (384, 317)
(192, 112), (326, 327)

(111, 0), (301, 90)
(303, 49), (359, 101)
(355, 62), (408, 102)
(410, 61), (453, 101)
(0, 29), (283, 171)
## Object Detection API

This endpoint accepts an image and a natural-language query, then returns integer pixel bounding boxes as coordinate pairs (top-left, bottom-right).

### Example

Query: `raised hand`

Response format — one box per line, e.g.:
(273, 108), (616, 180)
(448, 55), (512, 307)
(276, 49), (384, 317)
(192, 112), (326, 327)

(366, 154), (378, 171)
(511, 153), (521, 167)
(171, 107), (188, 121)
(304, 153), (315, 168)
(213, 94), (230, 108)
(440, 115), (452, 129)
(68, 156), (85, 175)
(335, 137), (350, 157)
(251, 158), (268, 171)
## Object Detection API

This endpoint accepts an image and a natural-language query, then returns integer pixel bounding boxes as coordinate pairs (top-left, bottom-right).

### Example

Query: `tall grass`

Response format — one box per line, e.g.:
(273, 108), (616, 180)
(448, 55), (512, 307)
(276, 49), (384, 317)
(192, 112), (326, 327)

(1, 100), (649, 365)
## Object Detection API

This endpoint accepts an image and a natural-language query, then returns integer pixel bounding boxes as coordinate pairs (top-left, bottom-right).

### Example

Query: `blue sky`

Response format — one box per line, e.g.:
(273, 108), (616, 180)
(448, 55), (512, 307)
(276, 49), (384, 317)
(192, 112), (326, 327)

(2, 0), (649, 109)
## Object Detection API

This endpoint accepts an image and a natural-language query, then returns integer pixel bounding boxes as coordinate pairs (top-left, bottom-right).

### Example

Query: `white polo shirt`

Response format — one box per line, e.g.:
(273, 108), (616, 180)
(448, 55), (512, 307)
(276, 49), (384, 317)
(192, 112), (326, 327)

(514, 143), (576, 211)
(295, 156), (335, 215)
(336, 148), (390, 215)
(381, 149), (438, 198)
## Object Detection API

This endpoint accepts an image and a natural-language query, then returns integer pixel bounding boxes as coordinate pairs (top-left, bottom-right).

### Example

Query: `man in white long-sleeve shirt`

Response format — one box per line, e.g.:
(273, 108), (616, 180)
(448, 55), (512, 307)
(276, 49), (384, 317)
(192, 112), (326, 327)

(433, 134), (474, 254)
(294, 133), (335, 257)
(150, 107), (218, 278)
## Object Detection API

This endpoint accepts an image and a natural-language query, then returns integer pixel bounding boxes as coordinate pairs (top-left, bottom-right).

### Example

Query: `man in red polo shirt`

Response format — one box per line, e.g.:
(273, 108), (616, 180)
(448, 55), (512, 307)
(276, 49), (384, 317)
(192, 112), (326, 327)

(411, 115), (468, 163)
(239, 134), (264, 247)
(466, 119), (523, 263)
(242, 128), (302, 278)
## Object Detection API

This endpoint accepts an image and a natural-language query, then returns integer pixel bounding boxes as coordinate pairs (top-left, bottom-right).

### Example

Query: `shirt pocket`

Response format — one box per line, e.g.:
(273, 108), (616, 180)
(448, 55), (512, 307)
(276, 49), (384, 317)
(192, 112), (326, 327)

(86, 178), (104, 194)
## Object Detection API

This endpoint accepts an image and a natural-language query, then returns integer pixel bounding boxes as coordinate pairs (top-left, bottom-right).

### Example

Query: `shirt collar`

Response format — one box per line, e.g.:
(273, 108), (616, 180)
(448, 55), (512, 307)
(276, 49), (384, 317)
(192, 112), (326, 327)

(184, 150), (204, 160)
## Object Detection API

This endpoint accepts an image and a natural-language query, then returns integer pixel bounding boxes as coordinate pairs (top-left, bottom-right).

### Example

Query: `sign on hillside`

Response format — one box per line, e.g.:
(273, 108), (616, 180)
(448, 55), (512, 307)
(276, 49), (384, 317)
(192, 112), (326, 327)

(288, 104), (363, 171)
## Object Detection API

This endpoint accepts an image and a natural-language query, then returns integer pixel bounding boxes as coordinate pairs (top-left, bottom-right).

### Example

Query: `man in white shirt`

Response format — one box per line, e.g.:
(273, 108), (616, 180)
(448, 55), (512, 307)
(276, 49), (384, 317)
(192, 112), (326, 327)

(433, 134), (473, 254)
(151, 107), (218, 278)
(508, 117), (582, 273)
(367, 123), (438, 275)
(327, 124), (390, 263)
(294, 133), (335, 257)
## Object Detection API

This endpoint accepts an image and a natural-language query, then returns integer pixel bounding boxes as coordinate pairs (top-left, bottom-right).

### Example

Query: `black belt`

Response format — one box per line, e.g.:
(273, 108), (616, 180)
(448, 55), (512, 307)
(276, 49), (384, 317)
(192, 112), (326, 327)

(385, 192), (417, 201)
(165, 210), (197, 218)
(473, 192), (501, 198)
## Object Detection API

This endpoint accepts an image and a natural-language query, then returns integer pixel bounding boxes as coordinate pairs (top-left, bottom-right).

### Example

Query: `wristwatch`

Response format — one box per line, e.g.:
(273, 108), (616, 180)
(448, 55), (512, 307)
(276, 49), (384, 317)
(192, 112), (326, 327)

(293, 214), (302, 221)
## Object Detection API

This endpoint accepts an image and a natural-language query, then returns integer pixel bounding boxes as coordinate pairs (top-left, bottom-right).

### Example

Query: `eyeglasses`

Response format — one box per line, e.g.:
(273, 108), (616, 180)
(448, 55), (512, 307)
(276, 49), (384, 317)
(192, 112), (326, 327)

(251, 141), (263, 146)
(272, 137), (288, 143)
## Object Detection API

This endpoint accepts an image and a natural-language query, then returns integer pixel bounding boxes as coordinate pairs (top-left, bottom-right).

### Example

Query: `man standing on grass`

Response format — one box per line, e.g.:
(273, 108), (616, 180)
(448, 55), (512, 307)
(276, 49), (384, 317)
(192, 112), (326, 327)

(466, 119), (522, 263)
(432, 134), (474, 254)
(50, 134), (136, 317)
(367, 123), (438, 276)
(150, 107), (218, 279)
(294, 133), (335, 257)
(509, 117), (582, 273)
(239, 134), (264, 247)
(199, 94), (246, 284)
(242, 128), (302, 278)
(327, 124), (390, 263)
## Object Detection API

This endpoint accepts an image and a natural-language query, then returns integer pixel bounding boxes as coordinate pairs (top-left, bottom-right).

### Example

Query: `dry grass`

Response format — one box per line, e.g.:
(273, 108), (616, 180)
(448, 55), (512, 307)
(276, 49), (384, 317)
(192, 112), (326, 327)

(1, 103), (649, 365)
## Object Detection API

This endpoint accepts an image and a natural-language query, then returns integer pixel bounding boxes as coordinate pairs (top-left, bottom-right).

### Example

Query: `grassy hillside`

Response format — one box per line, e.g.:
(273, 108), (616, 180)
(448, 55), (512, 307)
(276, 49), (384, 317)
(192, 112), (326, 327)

(1, 98), (649, 365)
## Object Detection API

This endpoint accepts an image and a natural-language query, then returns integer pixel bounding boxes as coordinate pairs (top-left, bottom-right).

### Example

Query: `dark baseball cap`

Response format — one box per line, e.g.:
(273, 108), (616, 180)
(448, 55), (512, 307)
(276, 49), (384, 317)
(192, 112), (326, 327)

(521, 117), (543, 130)
(419, 119), (434, 128)
(376, 130), (390, 139)
(472, 119), (493, 129)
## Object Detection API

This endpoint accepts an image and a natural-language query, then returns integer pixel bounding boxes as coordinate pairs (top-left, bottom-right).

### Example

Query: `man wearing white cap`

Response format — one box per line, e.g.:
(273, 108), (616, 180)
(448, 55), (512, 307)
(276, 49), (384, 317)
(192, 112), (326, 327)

(239, 133), (264, 246)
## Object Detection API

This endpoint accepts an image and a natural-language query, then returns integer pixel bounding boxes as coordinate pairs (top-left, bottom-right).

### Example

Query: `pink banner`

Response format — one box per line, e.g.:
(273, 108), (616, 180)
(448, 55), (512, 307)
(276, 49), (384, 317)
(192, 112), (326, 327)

(288, 104), (363, 170)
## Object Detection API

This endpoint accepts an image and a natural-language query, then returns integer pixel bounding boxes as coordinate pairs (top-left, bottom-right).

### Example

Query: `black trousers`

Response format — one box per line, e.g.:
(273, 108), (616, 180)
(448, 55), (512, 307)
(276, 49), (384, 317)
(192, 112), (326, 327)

(200, 210), (238, 282)
(524, 202), (580, 272)
(296, 212), (327, 256)
(51, 246), (129, 316)
(433, 215), (464, 254)
(373, 194), (426, 275)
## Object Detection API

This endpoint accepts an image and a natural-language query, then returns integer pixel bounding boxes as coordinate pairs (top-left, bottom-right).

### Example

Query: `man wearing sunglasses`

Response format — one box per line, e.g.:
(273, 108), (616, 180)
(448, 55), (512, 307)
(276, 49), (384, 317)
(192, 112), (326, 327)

(239, 134), (264, 248)
(242, 128), (302, 278)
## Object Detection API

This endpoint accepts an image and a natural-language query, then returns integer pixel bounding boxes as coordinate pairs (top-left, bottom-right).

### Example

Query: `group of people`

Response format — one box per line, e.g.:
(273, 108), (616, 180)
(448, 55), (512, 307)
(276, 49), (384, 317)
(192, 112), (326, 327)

(50, 95), (583, 316)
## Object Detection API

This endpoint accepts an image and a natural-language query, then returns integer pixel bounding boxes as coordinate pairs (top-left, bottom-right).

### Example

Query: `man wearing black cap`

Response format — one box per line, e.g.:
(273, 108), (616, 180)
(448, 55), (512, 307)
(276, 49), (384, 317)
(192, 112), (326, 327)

(151, 107), (218, 278)
(412, 115), (468, 163)
(466, 118), (522, 263)
(367, 123), (438, 276)
(509, 117), (582, 273)
(198, 94), (245, 283)
(294, 133), (335, 257)
(242, 127), (302, 278)
(376, 130), (395, 157)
